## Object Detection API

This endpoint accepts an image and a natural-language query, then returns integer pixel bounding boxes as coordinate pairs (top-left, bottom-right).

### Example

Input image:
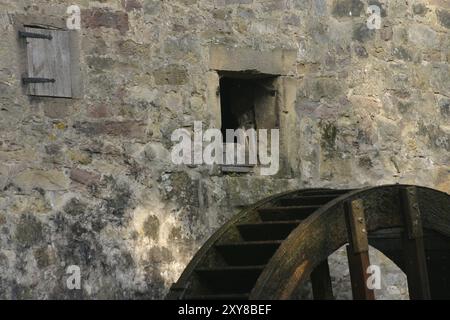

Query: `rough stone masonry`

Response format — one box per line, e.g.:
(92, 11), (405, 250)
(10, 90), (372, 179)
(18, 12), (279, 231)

(0, 0), (449, 299)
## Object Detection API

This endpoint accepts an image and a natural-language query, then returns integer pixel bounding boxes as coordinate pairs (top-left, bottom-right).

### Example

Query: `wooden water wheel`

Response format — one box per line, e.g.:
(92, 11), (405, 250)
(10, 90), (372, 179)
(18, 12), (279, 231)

(167, 185), (450, 300)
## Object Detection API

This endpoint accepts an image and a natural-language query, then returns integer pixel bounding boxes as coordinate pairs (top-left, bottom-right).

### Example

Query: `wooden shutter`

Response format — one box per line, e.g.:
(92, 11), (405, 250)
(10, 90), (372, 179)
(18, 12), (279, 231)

(24, 27), (72, 98)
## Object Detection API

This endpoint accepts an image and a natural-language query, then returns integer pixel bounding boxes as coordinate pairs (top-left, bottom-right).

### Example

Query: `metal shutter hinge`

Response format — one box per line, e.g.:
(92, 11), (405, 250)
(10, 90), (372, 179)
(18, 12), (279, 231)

(19, 31), (53, 40)
(22, 77), (56, 84)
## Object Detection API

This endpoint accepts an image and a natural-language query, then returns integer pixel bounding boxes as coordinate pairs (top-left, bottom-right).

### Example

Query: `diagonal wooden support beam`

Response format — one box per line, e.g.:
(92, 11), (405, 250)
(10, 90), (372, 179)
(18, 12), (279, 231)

(345, 199), (375, 300)
(310, 259), (334, 300)
(400, 187), (431, 300)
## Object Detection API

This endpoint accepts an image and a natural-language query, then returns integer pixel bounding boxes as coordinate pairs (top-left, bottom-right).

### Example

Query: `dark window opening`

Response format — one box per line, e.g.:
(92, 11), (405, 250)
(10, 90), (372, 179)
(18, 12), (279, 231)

(218, 72), (279, 173)
(219, 74), (278, 141)
(220, 77), (258, 142)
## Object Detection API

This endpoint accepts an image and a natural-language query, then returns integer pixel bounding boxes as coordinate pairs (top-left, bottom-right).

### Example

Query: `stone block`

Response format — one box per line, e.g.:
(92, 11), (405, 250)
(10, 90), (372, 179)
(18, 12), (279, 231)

(353, 23), (376, 42)
(430, 64), (450, 96)
(143, 215), (160, 240)
(74, 121), (148, 139)
(413, 4), (429, 16)
(215, 0), (253, 5)
(122, 0), (143, 12)
(408, 24), (439, 48)
(13, 169), (70, 192)
(332, 0), (364, 18)
(82, 8), (129, 35)
(43, 101), (73, 119)
(14, 215), (44, 247)
(437, 9), (450, 29)
(87, 103), (112, 118)
(209, 45), (296, 75)
(153, 65), (188, 85)
(70, 168), (101, 186)
(303, 77), (344, 102)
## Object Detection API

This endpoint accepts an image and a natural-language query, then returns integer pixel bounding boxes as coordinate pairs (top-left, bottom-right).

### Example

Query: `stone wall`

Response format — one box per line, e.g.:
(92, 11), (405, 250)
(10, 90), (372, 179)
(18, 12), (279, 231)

(0, 0), (448, 299)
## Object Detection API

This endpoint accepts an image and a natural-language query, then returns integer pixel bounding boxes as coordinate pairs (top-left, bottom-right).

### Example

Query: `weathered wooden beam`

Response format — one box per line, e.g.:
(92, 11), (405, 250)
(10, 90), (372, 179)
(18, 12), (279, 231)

(345, 199), (375, 300)
(400, 187), (431, 300)
(310, 259), (334, 300)
(346, 246), (375, 300)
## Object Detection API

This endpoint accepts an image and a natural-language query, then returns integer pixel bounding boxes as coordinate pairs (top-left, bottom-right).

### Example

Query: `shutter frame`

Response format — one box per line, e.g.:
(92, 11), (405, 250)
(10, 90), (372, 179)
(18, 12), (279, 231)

(24, 27), (73, 98)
